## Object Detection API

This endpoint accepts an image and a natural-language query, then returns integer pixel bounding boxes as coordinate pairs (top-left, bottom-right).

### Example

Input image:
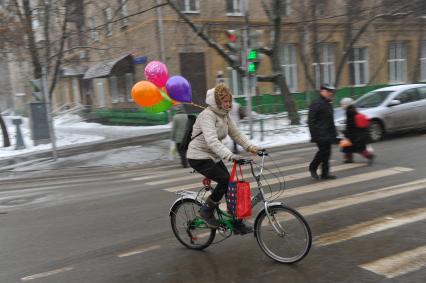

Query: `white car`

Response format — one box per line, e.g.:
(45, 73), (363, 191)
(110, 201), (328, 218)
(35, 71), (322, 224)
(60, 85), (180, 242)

(335, 84), (426, 142)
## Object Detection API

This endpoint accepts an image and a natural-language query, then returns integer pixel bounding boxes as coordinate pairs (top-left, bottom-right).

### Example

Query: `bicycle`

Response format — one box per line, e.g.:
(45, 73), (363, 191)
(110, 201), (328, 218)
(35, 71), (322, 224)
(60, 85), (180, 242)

(169, 150), (312, 263)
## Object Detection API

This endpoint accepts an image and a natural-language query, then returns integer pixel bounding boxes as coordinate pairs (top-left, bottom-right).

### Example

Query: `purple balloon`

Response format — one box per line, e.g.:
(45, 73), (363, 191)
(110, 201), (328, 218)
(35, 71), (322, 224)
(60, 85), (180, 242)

(166, 76), (192, 103)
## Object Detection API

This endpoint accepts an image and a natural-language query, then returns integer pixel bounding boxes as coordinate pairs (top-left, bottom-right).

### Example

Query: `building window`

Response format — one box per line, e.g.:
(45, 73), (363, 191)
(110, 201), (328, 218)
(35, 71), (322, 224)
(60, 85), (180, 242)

(317, 0), (327, 17)
(178, 0), (199, 13)
(118, 0), (129, 27)
(110, 76), (119, 102)
(313, 43), (335, 88)
(281, 0), (292, 16)
(104, 7), (113, 36)
(226, 0), (243, 16)
(420, 41), (426, 82)
(90, 18), (99, 42)
(388, 42), (407, 83)
(348, 47), (369, 86)
(281, 44), (298, 92)
(125, 73), (134, 101)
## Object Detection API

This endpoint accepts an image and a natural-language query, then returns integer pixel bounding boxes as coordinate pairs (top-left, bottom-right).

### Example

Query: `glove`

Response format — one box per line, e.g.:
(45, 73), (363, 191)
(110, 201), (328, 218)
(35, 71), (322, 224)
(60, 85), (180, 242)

(247, 145), (261, 154)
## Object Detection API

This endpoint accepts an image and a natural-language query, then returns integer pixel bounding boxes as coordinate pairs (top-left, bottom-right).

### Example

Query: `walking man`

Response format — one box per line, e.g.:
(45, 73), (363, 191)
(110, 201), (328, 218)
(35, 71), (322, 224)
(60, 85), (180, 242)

(171, 105), (189, 168)
(308, 84), (338, 180)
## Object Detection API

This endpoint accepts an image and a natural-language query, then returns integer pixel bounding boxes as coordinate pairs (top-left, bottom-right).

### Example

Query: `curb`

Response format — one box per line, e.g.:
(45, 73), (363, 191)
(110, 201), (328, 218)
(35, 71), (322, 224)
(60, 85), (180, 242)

(0, 131), (170, 169)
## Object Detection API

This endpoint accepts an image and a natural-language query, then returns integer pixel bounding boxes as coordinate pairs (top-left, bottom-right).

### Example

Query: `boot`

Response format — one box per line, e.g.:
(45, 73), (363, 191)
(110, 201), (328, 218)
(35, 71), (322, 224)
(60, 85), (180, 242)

(199, 196), (219, 228)
(233, 220), (254, 235)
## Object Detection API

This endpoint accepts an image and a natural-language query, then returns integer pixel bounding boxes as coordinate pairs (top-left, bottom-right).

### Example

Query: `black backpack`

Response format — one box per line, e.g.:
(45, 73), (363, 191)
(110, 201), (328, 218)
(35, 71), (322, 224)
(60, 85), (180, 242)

(179, 114), (202, 151)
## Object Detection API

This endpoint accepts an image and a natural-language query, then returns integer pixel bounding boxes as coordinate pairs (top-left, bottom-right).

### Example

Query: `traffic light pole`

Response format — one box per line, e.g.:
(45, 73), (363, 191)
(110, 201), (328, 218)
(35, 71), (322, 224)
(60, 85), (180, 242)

(243, 0), (253, 139)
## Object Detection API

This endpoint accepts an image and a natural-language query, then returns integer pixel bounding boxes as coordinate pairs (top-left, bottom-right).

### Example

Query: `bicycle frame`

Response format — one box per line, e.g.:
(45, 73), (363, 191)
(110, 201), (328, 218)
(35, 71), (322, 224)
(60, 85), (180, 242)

(170, 152), (286, 235)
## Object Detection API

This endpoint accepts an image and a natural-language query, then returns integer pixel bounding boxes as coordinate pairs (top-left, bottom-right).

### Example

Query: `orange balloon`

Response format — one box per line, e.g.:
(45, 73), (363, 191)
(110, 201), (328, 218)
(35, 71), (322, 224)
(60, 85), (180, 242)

(131, 81), (163, 107)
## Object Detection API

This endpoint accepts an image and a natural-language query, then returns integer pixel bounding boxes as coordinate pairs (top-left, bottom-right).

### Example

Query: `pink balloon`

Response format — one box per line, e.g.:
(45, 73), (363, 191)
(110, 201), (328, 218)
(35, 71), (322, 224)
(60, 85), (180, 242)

(144, 61), (169, 88)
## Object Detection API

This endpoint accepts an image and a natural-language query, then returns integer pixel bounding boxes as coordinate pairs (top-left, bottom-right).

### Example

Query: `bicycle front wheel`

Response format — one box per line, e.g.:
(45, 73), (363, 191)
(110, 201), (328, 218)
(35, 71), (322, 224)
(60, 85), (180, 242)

(254, 204), (312, 263)
(170, 198), (216, 250)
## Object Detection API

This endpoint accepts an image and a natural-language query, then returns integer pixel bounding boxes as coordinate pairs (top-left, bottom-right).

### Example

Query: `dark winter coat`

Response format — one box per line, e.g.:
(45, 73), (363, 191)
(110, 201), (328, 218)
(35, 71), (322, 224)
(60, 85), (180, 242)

(308, 96), (337, 143)
(342, 106), (369, 153)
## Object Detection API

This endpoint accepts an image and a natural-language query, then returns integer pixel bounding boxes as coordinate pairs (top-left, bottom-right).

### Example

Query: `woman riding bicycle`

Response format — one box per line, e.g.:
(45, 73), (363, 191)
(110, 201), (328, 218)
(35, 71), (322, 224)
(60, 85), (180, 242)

(187, 83), (261, 235)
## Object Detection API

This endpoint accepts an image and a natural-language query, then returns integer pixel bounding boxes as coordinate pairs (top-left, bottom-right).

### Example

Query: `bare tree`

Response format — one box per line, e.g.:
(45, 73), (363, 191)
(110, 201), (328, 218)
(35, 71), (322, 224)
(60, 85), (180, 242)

(166, 0), (301, 125)
(5, 0), (70, 101)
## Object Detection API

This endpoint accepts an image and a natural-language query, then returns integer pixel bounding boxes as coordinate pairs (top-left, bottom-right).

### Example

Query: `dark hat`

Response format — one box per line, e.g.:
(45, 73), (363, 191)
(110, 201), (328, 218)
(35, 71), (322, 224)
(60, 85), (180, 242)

(320, 84), (336, 92)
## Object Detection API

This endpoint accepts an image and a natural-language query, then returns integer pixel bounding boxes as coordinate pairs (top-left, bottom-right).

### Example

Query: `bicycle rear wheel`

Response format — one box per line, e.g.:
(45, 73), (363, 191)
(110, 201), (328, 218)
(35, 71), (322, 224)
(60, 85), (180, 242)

(254, 204), (312, 263)
(170, 198), (216, 250)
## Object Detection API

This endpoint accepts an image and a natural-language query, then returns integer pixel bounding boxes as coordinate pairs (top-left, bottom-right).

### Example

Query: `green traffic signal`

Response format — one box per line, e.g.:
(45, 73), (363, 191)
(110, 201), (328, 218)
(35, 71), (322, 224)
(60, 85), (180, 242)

(248, 62), (257, 74)
(247, 49), (258, 60)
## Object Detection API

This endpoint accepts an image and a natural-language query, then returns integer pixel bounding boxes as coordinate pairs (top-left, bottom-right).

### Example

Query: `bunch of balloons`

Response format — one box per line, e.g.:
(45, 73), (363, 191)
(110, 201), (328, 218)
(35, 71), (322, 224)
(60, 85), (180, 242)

(131, 61), (192, 113)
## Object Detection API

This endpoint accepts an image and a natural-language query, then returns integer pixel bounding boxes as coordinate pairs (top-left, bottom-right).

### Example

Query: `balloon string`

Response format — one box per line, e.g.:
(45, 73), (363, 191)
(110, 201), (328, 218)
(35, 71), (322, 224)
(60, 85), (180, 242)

(182, 102), (206, 109)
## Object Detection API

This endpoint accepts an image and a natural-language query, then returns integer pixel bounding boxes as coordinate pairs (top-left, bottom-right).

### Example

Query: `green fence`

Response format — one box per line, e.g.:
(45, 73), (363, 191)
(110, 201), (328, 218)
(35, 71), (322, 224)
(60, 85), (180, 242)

(92, 108), (170, 125)
(235, 84), (388, 114)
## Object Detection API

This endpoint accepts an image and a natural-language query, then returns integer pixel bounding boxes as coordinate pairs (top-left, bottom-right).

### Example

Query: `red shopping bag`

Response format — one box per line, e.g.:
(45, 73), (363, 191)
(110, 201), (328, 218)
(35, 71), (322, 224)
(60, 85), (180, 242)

(226, 162), (252, 219)
(355, 113), (370, 128)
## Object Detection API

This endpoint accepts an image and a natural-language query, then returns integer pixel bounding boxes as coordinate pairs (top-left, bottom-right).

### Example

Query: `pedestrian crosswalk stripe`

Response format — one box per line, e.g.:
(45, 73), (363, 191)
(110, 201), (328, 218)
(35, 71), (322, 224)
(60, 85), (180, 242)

(164, 163), (365, 192)
(296, 176), (422, 217)
(314, 205), (426, 247)
(132, 157), (303, 182)
(276, 167), (413, 199)
(147, 160), (322, 186)
(254, 177), (422, 228)
(117, 245), (161, 258)
(21, 266), (74, 281)
(359, 244), (426, 278)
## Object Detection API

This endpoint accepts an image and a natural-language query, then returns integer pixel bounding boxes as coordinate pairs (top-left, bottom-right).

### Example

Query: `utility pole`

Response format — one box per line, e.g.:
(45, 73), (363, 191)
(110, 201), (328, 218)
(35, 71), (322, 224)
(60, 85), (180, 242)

(41, 65), (58, 161)
(243, 0), (253, 139)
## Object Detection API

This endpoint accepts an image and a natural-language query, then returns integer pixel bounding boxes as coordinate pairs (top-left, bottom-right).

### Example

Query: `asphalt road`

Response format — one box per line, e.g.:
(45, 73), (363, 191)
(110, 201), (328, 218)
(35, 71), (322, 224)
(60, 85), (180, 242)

(0, 132), (425, 283)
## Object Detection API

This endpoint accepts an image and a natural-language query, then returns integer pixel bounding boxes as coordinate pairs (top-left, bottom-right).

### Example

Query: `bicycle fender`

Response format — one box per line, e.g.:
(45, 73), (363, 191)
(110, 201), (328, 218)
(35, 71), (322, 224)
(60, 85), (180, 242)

(169, 192), (200, 216)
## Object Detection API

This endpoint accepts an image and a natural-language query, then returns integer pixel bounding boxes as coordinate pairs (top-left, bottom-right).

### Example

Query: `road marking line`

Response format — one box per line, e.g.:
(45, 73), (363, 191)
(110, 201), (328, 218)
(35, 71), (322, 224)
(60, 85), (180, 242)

(360, 244), (426, 278)
(21, 266), (74, 281)
(297, 177), (423, 217)
(165, 163), (365, 192)
(133, 157), (302, 182)
(148, 159), (316, 186)
(276, 167), (413, 199)
(117, 244), (161, 258)
(314, 205), (426, 247)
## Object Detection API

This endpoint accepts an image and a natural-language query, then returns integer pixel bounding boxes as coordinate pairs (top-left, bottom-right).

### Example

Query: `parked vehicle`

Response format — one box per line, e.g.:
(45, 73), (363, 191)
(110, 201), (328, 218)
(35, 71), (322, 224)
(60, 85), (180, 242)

(335, 84), (426, 142)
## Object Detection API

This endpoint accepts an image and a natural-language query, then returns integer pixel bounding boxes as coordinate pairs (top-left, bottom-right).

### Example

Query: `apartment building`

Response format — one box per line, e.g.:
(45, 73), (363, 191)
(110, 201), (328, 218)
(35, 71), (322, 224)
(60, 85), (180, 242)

(54, 0), (426, 111)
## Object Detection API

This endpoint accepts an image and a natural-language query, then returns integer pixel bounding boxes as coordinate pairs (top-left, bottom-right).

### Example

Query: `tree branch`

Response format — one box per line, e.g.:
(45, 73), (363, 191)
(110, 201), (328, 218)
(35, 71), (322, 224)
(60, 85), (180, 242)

(166, 0), (244, 75)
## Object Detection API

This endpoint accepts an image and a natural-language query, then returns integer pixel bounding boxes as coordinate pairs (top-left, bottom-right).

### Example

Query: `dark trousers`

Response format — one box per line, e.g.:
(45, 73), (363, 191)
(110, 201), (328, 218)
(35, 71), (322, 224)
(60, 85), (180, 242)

(309, 141), (332, 177)
(188, 159), (230, 202)
(176, 143), (188, 168)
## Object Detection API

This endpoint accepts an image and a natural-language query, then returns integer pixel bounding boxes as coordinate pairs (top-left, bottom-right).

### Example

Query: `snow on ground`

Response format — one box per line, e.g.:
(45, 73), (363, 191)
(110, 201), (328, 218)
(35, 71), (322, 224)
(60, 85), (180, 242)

(0, 113), (310, 167)
(0, 114), (170, 159)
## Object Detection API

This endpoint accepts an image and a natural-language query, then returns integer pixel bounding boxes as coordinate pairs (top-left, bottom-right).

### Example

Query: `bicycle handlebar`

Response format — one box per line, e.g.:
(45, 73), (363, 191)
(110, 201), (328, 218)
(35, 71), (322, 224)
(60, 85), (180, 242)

(233, 149), (268, 165)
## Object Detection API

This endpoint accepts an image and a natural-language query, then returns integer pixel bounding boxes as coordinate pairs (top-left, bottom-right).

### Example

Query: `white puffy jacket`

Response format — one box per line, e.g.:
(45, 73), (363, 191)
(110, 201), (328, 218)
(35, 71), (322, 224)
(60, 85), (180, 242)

(186, 93), (253, 162)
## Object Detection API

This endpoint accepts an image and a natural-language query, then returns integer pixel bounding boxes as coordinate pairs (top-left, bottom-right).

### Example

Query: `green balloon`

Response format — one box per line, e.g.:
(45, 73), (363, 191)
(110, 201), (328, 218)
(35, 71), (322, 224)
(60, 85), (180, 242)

(143, 97), (173, 113)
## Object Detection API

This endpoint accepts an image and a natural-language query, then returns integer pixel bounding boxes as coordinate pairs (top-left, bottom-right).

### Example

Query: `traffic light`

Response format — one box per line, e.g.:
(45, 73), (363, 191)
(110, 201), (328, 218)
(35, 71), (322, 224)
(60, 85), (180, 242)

(247, 30), (264, 74)
(224, 29), (241, 63)
(31, 78), (43, 101)
(247, 49), (259, 74)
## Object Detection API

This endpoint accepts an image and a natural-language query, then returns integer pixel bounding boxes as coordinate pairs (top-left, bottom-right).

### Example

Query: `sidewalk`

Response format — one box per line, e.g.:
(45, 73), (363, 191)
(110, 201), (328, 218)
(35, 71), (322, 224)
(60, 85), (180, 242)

(0, 114), (171, 168)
